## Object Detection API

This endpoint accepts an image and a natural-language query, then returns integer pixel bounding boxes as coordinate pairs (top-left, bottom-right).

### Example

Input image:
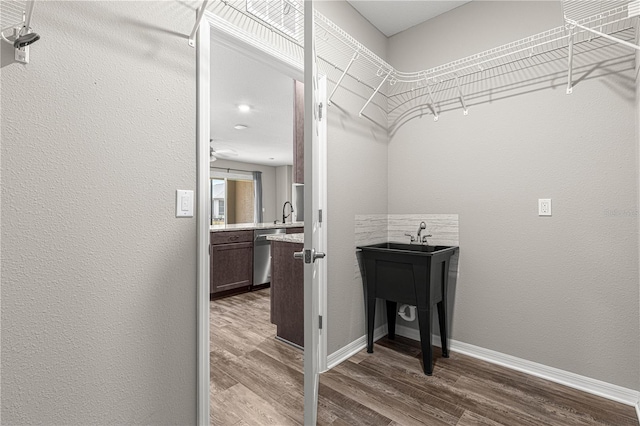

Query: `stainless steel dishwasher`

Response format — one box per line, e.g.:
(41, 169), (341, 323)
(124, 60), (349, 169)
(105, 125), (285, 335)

(253, 228), (286, 286)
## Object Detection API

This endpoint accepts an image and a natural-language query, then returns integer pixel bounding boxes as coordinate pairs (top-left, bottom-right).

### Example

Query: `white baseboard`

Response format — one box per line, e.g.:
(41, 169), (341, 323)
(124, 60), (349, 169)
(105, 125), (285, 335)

(635, 401), (640, 423)
(326, 324), (387, 370)
(393, 324), (640, 407)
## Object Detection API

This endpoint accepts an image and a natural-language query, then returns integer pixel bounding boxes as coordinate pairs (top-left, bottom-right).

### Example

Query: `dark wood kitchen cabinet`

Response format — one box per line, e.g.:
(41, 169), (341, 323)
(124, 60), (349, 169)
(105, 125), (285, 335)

(286, 227), (304, 234)
(210, 230), (253, 298)
(270, 240), (304, 347)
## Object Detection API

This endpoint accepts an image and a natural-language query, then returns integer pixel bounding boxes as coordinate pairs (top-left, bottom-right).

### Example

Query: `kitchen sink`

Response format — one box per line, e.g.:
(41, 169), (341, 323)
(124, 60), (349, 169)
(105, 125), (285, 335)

(357, 242), (458, 375)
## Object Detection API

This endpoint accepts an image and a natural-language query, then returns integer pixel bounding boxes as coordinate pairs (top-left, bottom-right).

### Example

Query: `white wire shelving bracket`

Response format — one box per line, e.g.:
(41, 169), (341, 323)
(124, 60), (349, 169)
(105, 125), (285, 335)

(425, 82), (439, 122)
(200, 0), (639, 121)
(566, 27), (576, 94)
(564, 2), (640, 51)
(453, 74), (469, 116)
(189, 0), (210, 47)
(359, 68), (391, 117)
(562, 0), (640, 94)
(327, 50), (358, 106)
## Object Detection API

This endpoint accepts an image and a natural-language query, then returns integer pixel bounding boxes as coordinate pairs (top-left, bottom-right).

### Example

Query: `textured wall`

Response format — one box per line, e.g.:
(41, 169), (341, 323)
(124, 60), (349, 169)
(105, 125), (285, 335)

(388, 1), (639, 389)
(314, 1), (390, 354)
(1, 2), (197, 424)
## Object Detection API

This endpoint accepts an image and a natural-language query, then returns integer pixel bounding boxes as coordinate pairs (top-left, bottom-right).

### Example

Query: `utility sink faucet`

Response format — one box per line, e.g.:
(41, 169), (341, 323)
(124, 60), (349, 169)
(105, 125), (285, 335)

(405, 221), (432, 244)
(417, 221), (427, 239)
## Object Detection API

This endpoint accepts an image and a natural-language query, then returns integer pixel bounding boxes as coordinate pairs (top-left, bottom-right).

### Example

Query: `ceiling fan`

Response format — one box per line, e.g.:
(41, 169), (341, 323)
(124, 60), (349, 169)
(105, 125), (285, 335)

(210, 140), (238, 162)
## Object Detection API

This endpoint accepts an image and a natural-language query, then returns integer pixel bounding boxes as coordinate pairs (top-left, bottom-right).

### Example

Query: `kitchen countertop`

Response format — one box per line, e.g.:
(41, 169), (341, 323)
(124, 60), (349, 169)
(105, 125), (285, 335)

(266, 233), (303, 244)
(210, 222), (304, 232)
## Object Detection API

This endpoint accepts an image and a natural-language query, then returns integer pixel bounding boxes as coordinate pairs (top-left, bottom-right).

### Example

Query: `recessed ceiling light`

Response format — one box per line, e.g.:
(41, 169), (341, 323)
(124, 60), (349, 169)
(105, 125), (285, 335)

(238, 104), (251, 113)
(234, 124), (248, 130)
(269, 157), (275, 160)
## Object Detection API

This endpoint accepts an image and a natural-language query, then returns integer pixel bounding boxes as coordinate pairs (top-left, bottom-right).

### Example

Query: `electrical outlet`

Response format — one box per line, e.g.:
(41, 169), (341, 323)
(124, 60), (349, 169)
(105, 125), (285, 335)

(15, 46), (29, 64)
(538, 199), (552, 216)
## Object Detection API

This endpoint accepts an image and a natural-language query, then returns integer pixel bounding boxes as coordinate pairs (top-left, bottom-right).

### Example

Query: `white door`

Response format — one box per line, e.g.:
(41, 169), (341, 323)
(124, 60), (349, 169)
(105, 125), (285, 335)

(302, 1), (325, 424)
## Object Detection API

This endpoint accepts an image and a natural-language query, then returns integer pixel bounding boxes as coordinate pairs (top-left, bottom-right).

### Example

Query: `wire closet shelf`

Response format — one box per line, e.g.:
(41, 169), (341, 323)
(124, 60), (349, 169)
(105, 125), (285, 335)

(208, 0), (639, 120)
(1, 0), (34, 41)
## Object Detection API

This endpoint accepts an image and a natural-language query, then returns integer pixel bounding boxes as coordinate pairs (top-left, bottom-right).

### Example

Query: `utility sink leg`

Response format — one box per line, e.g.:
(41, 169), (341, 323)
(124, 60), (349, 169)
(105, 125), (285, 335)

(366, 296), (376, 353)
(437, 301), (449, 358)
(417, 308), (433, 375)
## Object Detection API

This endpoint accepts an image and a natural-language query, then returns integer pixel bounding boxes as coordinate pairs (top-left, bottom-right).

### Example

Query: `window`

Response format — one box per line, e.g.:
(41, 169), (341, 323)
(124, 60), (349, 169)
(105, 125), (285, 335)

(210, 174), (255, 226)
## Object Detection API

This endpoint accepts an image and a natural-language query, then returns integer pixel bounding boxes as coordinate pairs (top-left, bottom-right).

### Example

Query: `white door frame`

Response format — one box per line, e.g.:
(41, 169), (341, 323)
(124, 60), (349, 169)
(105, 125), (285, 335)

(195, 11), (328, 426)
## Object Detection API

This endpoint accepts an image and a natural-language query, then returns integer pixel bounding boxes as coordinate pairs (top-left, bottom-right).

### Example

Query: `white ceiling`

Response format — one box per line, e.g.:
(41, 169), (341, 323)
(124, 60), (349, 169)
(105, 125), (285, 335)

(210, 42), (294, 167)
(346, 1), (471, 37)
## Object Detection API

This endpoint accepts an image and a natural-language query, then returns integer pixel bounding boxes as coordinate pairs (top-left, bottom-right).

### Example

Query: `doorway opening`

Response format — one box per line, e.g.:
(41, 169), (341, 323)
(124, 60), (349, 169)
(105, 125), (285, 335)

(196, 10), (328, 425)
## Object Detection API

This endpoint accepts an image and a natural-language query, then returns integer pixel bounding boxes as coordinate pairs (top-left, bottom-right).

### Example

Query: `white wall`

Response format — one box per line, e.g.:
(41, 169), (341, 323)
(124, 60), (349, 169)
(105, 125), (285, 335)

(388, 1), (639, 390)
(1, 2), (197, 423)
(315, 1), (390, 353)
(276, 165), (293, 220)
(211, 159), (279, 223)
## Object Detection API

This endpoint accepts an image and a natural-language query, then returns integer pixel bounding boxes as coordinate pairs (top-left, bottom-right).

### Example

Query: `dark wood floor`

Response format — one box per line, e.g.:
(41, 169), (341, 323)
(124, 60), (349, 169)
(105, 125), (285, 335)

(210, 289), (638, 426)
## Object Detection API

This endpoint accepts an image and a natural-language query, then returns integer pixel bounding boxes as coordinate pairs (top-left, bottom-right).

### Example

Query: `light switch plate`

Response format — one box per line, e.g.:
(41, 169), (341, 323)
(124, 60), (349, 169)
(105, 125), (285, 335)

(538, 199), (552, 216)
(176, 190), (194, 218)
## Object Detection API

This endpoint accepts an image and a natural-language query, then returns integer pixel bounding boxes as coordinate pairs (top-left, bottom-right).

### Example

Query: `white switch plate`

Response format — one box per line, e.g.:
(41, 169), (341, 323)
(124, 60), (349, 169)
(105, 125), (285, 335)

(176, 190), (194, 218)
(538, 199), (552, 216)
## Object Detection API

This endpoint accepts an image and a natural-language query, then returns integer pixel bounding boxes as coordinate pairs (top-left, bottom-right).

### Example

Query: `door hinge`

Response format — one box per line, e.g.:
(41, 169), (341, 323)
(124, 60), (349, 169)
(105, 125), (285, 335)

(318, 209), (323, 223)
(319, 315), (323, 329)
(208, 244), (211, 255)
(318, 102), (323, 121)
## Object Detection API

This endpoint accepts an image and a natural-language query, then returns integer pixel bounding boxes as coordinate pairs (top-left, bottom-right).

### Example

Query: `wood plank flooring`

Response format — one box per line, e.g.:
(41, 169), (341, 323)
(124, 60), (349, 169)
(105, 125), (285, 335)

(210, 289), (638, 426)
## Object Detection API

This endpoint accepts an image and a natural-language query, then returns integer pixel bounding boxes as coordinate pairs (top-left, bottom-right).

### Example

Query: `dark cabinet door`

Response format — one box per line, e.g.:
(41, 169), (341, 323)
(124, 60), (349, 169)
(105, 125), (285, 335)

(270, 241), (304, 347)
(210, 241), (253, 294)
(286, 227), (304, 234)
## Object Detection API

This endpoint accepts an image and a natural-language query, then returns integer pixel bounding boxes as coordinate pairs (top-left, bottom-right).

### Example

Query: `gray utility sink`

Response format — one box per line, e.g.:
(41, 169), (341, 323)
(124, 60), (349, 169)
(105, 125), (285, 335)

(357, 242), (458, 375)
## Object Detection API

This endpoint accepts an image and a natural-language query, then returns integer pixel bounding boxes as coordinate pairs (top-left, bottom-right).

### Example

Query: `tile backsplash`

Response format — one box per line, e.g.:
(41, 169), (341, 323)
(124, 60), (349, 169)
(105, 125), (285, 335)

(387, 214), (458, 246)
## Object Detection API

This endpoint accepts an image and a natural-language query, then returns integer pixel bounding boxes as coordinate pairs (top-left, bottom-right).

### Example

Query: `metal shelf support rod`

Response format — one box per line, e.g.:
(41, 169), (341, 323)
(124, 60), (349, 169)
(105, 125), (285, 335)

(566, 27), (575, 95)
(189, 0), (210, 47)
(328, 50), (358, 106)
(425, 82), (439, 122)
(22, 1), (36, 35)
(567, 19), (640, 51)
(359, 69), (391, 117)
(454, 74), (469, 116)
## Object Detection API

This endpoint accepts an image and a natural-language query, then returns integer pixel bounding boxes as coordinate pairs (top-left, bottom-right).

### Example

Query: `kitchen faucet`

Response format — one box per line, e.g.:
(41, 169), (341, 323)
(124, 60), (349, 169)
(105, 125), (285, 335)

(282, 201), (294, 224)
